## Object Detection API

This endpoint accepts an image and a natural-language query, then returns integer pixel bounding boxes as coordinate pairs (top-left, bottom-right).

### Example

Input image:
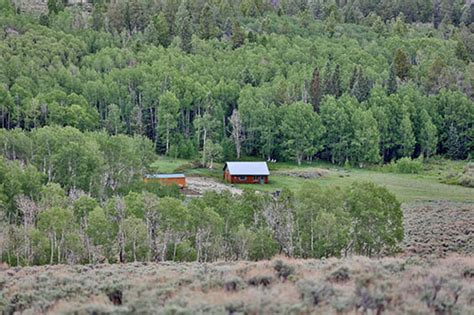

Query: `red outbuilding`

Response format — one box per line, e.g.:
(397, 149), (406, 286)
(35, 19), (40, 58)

(223, 162), (270, 184)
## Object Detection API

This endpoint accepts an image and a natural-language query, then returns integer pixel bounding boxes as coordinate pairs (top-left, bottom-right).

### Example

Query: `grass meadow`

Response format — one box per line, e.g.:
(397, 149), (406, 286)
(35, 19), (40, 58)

(150, 157), (474, 203)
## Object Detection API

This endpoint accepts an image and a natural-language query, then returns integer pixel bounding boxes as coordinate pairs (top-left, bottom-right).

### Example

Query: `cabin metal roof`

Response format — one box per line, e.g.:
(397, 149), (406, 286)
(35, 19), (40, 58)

(224, 162), (270, 175)
(144, 174), (185, 179)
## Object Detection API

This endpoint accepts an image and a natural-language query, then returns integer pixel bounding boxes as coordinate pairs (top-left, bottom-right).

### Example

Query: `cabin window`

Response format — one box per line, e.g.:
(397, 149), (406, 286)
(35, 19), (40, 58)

(253, 176), (260, 181)
(239, 176), (246, 181)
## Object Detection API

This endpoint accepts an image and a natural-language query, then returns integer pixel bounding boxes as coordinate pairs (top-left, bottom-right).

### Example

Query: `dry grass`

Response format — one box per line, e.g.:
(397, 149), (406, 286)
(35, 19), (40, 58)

(1, 256), (474, 314)
(403, 202), (474, 256)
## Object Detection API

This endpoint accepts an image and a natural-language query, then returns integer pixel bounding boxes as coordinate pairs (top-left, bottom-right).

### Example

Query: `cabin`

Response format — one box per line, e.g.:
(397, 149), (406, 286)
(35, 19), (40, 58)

(223, 162), (269, 184)
(143, 174), (186, 188)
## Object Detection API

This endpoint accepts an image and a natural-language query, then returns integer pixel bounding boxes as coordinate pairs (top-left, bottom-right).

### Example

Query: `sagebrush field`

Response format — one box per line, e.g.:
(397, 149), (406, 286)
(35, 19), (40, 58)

(1, 255), (473, 314)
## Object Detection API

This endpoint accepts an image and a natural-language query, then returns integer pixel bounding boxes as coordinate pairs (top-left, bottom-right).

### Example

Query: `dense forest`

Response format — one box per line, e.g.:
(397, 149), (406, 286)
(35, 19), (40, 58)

(0, 0), (473, 265)
(0, 0), (473, 164)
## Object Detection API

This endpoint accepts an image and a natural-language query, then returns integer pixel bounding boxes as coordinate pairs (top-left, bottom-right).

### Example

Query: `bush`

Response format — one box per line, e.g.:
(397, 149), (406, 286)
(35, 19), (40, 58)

(223, 276), (245, 292)
(327, 266), (350, 283)
(173, 241), (197, 262)
(273, 260), (295, 281)
(103, 285), (123, 305)
(248, 275), (273, 287)
(459, 163), (474, 188)
(390, 157), (424, 174)
(297, 280), (334, 306)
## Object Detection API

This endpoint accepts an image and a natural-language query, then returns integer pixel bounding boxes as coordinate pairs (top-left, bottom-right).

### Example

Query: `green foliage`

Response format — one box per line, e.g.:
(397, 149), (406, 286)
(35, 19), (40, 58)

(0, 0), (471, 267)
(324, 11), (337, 38)
(176, 0), (192, 53)
(280, 102), (324, 165)
(393, 48), (411, 80)
(390, 157), (424, 174)
(347, 182), (403, 256)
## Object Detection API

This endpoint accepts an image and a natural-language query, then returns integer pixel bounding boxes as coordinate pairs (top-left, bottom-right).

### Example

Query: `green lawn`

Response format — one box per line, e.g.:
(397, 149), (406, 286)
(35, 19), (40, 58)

(149, 157), (192, 173)
(150, 157), (474, 203)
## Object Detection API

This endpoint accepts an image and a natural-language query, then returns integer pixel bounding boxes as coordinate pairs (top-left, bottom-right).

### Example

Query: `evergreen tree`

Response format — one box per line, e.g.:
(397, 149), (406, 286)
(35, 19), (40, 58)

(331, 64), (343, 98)
(199, 3), (215, 40)
(349, 67), (358, 91)
(152, 12), (171, 47)
(324, 11), (337, 38)
(231, 20), (245, 49)
(386, 65), (397, 95)
(310, 67), (322, 112)
(222, 17), (232, 39)
(393, 13), (408, 36)
(91, 3), (104, 31)
(176, 1), (193, 53)
(350, 67), (371, 102)
(393, 48), (411, 80)
(47, 0), (60, 15)
(433, 0), (441, 29)
(372, 15), (386, 37)
(455, 40), (469, 62)
(440, 0), (453, 24)
(322, 61), (333, 96)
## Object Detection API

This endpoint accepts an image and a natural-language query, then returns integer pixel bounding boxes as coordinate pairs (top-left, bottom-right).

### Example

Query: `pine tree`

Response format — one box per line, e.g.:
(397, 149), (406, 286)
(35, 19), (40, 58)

(393, 14), (408, 36)
(372, 15), (386, 37)
(440, 14), (452, 39)
(176, 1), (193, 53)
(324, 11), (337, 38)
(455, 40), (469, 62)
(386, 65), (397, 95)
(349, 67), (358, 91)
(47, 0), (59, 15)
(152, 12), (171, 47)
(199, 3), (214, 40)
(331, 64), (343, 98)
(223, 18), (232, 39)
(393, 48), (411, 80)
(440, 0), (453, 24)
(350, 67), (371, 102)
(231, 20), (245, 49)
(322, 61), (333, 96)
(91, 3), (104, 31)
(310, 67), (322, 112)
(433, 0), (441, 29)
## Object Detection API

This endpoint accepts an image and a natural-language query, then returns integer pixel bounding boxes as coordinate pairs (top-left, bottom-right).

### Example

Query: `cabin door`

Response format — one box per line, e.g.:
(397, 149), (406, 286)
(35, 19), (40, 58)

(260, 176), (264, 184)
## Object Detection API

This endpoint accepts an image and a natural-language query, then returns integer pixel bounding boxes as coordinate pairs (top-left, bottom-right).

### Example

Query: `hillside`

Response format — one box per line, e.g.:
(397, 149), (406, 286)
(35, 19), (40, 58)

(1, 255), (473, 314)
(0, 1), (473, 313)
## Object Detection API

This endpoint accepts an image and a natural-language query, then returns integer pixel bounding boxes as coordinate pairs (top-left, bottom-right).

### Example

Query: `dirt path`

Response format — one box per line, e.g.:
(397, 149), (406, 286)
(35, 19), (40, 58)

(183, 176), (243, 197)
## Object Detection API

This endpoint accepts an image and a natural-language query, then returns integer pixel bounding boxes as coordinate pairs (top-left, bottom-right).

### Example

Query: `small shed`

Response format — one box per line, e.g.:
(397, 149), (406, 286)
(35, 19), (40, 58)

(223, 162), (270, 184)
(143, 174), (186, 188)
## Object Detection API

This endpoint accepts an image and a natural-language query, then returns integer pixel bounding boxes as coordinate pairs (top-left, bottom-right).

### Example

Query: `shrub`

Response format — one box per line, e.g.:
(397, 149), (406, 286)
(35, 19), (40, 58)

(103, 285), (123, 305)
(462, 267), (474, 279)
(248, 275), (273, 287)
(354, 275), (390, 314)
(459, 163), (474, 188)
(327, 266), (350, 283)
(223, 276), (245, 292)
(391, 157), (424, 174)
(273, 260), (295, 281)
(297, 280), (334, 306)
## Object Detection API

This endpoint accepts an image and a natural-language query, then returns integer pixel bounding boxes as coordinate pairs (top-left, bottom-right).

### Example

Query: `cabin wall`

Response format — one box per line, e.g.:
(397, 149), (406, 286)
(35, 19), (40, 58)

(224, 172), (268, 184)
(144, 177), (186, 188)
